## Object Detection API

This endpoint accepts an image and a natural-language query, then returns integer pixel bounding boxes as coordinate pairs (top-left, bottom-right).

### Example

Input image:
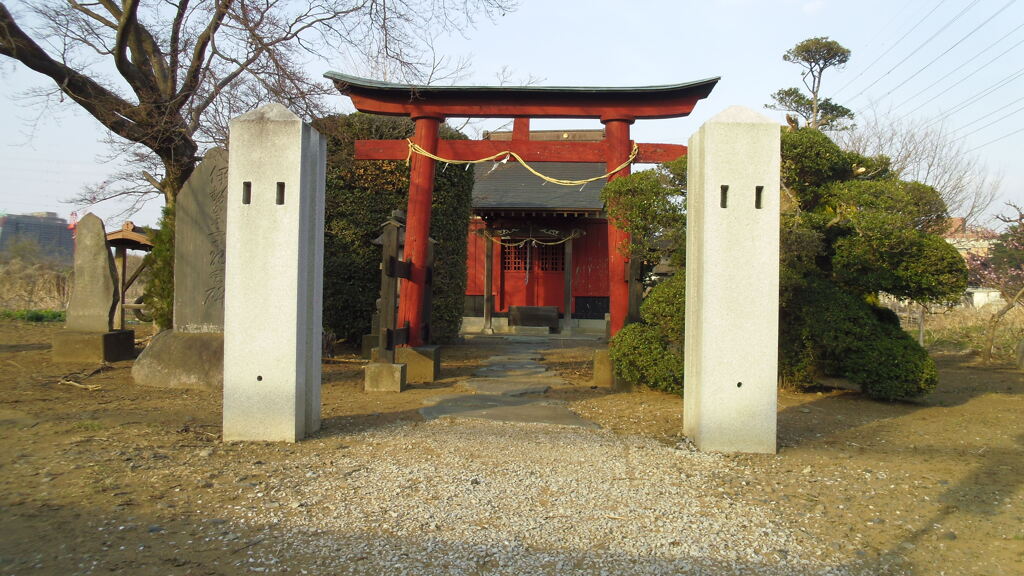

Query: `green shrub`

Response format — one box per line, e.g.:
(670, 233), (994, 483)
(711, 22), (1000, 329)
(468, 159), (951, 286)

(315, 114), (473, 345)
(639, 273), (685, 345)
(780, 277), (937, 400)
(844, 322), (937, 400)
(142, 206), (175, 330)
(608, 322), (684, 394)
(606, 274), (686, 393)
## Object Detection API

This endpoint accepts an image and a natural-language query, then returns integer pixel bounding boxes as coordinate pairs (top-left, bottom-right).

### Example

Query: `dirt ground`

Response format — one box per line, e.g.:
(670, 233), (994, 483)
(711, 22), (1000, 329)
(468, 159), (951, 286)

(0, 319), (1021, 575)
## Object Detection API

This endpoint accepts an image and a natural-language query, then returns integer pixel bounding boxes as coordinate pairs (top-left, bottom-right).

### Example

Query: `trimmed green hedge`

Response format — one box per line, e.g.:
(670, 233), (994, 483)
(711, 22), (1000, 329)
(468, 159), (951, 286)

(608, 273), (686, 394)
(314, 113), (473, 345)
(780, 277), (937, 400)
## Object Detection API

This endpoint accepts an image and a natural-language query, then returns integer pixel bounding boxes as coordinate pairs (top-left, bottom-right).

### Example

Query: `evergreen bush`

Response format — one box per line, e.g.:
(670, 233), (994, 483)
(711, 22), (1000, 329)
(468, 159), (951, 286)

(315, 114), (472, 345)
(608, 322), (684, 394)
(608, 274), (685, 394)
(142, 206), (175, 331)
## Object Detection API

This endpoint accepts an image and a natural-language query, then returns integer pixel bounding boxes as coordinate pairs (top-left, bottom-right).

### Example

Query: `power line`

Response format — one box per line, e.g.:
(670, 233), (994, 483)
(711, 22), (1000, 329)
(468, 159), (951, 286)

(899, 39), (1024, 119)
(953, 103), (1024, 140)
(964, 126), (1024, 153)
(923, 66), (1024, 127)
(892, 21), (1024, 113)
(846, 0), (982, 103)
(833, 0), (949, 98)
(878, 0), (1016, 102)
(951, 93), (1024, 133)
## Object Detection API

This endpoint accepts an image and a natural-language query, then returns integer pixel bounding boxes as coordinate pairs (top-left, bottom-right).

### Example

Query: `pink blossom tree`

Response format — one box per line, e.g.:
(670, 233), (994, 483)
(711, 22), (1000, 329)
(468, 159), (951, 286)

(966, 203), (1024, 363)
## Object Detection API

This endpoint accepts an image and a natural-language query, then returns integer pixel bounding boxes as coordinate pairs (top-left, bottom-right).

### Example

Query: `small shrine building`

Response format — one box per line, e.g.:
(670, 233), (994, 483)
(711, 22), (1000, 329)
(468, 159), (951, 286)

(463, 129), (611, 334)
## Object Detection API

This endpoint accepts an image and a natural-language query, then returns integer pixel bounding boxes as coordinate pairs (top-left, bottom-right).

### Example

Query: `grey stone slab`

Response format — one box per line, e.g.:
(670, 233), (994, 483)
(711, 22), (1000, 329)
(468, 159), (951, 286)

(464, 379), (552, 396)
(487, 354), (543, 363)
(419, 394), (597, 428)
(504, 336), (548, 344)
(131, 330), (223, 390)
(511, 326), (551, 336)
(395, 345), (440, 383)
(473, 366), (549, 378)
(174, 148), (227, 333)
(364, 362), (406, 392)
(65, 213), (118, 332)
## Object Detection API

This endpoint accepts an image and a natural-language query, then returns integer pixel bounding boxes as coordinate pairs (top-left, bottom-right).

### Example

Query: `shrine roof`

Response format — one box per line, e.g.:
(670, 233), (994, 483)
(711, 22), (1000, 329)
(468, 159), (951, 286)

(473, 162), (606, 214)
(327, 72), (719, 119)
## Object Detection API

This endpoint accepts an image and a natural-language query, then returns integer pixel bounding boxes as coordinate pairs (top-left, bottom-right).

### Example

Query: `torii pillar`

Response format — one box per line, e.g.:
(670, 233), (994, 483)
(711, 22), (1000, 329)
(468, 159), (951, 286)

(400, 115), (442, 346)
(604, 117), (633, 334)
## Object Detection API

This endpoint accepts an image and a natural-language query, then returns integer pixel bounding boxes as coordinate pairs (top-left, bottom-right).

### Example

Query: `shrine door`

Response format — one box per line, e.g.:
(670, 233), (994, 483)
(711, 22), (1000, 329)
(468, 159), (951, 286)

(499, 243), (565, 313)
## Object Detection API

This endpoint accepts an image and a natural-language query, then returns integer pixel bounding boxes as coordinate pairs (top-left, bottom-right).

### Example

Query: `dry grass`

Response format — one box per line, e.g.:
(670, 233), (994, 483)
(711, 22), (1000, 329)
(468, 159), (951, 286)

(921, 304), (1024, 360)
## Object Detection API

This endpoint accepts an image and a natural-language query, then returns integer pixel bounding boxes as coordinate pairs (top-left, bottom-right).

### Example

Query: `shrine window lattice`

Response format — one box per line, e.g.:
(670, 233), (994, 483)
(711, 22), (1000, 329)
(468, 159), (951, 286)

(502, 244), (564, 272)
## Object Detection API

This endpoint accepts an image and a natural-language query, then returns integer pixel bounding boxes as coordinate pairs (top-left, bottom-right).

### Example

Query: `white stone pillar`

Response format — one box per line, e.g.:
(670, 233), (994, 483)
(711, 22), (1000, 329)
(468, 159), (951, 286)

(223, 103), (326, 442)
(683, 106), (780, 454)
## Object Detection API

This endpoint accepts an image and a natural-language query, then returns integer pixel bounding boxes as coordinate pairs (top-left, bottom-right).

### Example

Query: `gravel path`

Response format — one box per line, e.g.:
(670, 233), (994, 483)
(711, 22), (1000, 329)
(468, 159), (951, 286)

(216, 419), (856, 575)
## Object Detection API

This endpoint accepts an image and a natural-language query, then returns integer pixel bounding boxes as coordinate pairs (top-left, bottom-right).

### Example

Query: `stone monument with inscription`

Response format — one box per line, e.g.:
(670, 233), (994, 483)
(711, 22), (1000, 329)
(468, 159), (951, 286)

(132, 149), (228, 389)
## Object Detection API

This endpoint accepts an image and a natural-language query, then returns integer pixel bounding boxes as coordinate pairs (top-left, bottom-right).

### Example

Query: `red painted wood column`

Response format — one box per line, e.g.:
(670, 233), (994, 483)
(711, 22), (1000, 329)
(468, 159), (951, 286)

(603, 117), (634, 337)
(399, 115), (442, 346)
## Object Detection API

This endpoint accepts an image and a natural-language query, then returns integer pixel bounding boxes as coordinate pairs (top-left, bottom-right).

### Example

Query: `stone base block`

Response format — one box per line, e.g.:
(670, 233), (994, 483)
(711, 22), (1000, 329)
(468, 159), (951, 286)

(512, 326), (551, 336)
(364, 362), (407, 392)
(592, 349), (632, 392)
(132, 330), (224, 390)
(52, 330), (135, 363)
(361, 333), (378, 359)
(395, 345), (441, 383)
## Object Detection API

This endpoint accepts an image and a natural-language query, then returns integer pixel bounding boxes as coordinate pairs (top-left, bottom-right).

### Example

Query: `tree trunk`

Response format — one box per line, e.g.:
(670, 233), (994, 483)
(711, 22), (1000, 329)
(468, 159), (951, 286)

(159, 150), (198, 208)
(983, 285), (1024, 363)
(918, 303), (926, 347)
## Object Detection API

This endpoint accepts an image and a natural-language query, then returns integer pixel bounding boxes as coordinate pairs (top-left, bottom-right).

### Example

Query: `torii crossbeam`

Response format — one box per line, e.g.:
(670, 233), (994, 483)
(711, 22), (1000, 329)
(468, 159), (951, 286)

(328, 72), (719, 346)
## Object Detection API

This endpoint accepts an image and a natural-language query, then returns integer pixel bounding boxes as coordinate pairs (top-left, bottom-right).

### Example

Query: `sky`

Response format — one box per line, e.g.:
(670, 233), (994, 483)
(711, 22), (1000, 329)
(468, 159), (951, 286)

(1, 0), (1022, 229)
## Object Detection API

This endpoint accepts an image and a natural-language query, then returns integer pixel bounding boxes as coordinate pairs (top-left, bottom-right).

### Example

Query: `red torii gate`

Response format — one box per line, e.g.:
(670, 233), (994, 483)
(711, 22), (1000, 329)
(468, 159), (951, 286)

(328, 73), (719, 346)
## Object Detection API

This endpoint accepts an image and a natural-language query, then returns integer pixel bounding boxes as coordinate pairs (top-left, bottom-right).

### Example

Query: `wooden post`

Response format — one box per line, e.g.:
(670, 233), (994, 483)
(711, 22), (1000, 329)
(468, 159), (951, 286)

(603, 117), (634, 337)
(628, 256), (643, 324)
(377, 215), (402, 363)
(117, 246), (127, 330)
(918, 303), (926, 346)
(483, 230), (494, 334)
(423, 237), (436, 344)
(562, 234), (574, 334)
(398, 115), (442, 347)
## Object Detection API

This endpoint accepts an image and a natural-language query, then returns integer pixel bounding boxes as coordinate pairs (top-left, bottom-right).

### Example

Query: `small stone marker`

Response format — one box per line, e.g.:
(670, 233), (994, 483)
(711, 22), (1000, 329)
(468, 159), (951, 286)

(53, 213), (135, 363)
(223, 103), (326, 442)
(65, 213), (118, 332)
(682, 106), (780, 454)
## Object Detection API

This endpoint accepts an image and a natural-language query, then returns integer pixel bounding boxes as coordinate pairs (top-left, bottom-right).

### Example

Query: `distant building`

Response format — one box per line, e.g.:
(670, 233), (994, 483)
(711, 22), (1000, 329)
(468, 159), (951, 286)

(943, 217), (997, 258)
(942, 217), (1004, 309)
(0, 212), (74, 264)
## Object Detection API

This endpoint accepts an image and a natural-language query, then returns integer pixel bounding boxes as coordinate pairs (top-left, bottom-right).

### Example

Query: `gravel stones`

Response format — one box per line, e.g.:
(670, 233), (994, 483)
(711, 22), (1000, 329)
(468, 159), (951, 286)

(216, 419), (849, 575)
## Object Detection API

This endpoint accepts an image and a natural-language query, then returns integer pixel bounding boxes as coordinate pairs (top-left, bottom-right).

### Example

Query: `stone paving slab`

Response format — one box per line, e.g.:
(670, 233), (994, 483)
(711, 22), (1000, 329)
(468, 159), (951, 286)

(418, 395), (597, 428)
(473, 366), (550, 378)
(486, 354), (544, 363)
(463, 379), (553, 397)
